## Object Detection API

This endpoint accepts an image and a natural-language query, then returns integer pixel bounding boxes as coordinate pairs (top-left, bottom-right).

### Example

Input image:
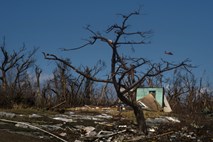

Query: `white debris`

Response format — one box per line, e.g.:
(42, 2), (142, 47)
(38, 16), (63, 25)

(97, 130), (114, 137)
(146, 116), (180, 126)
(163, 95), (172, 112)
(86, 131), (97, 137)
(118, 125), (127, 128)
(146, 117), (169, 124)
(59, 132), (67, 137)
(53, 117), (73, 122)
(70, 114), (101, 121)
(41, 124), (62, 131)
(39, 136), (44, 139)
(95, 113), (112, 119)
(148, 128), (155, 132)
(65, 111), (75, 115)
(164, 116), (180, 123)
(15, 122), (37, 130)
(29, 114), (42, 118)
(0, 112), (16, 118)
(15, 123), (29, 129)
(82, 126), (96, 136)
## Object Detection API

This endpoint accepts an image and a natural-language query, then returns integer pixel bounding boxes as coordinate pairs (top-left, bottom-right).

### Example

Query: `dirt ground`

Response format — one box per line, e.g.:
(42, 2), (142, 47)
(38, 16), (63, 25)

(0, 130), (52, 142)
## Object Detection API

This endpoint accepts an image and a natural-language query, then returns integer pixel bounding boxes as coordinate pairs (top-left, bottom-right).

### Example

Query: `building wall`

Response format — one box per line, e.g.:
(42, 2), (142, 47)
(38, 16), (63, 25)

(136, 88), (164, 107)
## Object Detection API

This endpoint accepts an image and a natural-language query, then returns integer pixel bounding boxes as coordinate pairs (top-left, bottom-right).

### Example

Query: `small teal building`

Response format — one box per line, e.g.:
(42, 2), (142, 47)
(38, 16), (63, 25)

(136, 87), (164, 107)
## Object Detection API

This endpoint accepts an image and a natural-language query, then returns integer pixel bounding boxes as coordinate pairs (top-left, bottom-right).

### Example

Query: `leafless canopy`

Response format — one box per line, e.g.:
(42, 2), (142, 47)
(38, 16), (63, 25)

(44, 10), (192, 101)
(0, 38), (38, 91)
(44, 10), (193, 134)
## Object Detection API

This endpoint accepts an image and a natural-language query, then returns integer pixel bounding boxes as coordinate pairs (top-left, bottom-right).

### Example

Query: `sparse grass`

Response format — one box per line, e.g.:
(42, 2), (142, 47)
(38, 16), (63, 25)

(67, 106), (119, 115)
(66, 106), (169, 122)
(120, 110), (135, 121)
(118, 110), (168, 122)
(144, 110), (168, 118)
(0, 105), (169, 122)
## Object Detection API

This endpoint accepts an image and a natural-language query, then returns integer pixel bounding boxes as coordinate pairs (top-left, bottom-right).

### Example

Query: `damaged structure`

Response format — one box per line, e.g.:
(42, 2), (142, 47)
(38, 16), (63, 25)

(136, 87), (172, 112)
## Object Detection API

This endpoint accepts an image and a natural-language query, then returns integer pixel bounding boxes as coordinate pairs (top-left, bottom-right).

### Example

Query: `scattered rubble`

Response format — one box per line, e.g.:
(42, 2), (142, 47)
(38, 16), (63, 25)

(0, 109), (212, 142)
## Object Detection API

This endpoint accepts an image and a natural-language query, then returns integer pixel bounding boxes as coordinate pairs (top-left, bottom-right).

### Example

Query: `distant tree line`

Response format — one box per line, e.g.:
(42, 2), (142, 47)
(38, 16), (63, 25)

(0, 40), (115, 109)
(0, 42), (212, 113)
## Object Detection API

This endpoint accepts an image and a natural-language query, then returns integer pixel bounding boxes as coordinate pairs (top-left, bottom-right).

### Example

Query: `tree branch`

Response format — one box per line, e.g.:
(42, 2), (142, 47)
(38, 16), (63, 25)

(43, 53), (112, 83)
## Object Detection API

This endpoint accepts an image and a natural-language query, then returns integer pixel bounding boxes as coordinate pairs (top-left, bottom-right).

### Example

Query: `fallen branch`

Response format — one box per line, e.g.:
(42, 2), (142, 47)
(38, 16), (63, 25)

(154, 131), (174, 138)
(50, 100), (66, 110)
(0, 118), (68, 142)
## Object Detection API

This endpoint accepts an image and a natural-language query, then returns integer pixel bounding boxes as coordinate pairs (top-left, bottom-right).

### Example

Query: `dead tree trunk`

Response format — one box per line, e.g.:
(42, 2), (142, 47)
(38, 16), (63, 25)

(1, 71), (7, 92)
(35, 66), (42, 106)
(133, 104), (148, 135)
(117, 90), (148, 135)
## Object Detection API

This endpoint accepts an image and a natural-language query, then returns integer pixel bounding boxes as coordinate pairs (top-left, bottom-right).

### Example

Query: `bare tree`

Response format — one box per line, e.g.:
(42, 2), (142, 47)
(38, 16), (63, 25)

(165, 69), (190, 112)
(81, 60), (106, 105)
(166, 69), (213, 114)
(44, 10), (192, 134)
(35, 65), (42, 106)
(0, 38), (37, 95)
(0, 39), (24, 92)
(51, 61), (70, 103)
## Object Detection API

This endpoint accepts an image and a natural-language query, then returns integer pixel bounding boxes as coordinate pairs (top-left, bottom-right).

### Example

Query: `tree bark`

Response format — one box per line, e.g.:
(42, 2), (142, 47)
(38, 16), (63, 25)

(133, 104), (148, 135)
(35, 66), (42, 106)
(1, 71), (7, 92)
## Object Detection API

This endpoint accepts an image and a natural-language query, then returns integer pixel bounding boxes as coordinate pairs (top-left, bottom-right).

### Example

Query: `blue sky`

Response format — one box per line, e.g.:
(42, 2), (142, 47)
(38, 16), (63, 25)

(0, 0), (212, 84)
